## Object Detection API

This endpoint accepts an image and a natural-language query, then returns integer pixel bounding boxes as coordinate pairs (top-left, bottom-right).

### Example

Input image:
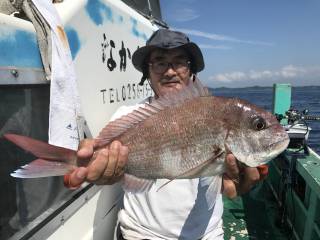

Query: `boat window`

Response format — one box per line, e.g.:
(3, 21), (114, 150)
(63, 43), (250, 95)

(121, 0), (165, 24)
(0, 85), (86, 239)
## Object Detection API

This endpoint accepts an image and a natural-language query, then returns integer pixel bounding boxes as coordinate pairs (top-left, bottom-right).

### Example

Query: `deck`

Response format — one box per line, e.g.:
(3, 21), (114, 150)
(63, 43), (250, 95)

(223, 183), (290, 240)
(223, 147), (320, 240)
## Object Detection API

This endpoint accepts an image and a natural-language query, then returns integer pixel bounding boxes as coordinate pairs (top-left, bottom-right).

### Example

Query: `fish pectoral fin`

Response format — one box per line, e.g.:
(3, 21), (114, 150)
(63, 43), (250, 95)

(205, 175), (222, 210)
(156, 149), (225, 192)
(122, 174), (155, 193)
(11, 159), (75, 178)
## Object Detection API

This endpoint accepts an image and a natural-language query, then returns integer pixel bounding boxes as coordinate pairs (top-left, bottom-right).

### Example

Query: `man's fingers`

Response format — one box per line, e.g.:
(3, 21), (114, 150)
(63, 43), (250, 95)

(66, 167), (88, 188)
(87, 148), (109, 181)
(103, 141), (120, 176)
(238, 167), (260, 194)
(257, 165), (269, 180)
(68, 139), (129, 186)
(94, 141), (126, 185)
(225, 153), (239, 180)
(115, 145), (129, 177)
(77, 139), (96, 167)
(223, 154), (267, 198)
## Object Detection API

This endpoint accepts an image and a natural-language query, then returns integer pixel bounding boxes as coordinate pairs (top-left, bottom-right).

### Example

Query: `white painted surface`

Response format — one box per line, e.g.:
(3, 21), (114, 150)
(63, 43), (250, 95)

(0, 0), (157, 239)
(47, 185), (122, 240)
(47, 0), (157, 239)
(58, 0), (156, 137)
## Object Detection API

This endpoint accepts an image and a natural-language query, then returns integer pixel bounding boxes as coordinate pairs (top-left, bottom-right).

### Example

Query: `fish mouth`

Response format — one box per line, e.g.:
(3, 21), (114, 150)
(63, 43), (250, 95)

(268, 137), (289, 150)
(268, 137), (290, 150)
(264, 136), (290, 162)
(228, 135), (290, 168)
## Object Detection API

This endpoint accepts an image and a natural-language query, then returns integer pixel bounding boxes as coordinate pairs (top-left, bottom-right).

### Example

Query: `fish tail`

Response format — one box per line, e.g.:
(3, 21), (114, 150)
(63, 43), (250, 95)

(4, 134), (77, 178)
(4, 134), (77, 162)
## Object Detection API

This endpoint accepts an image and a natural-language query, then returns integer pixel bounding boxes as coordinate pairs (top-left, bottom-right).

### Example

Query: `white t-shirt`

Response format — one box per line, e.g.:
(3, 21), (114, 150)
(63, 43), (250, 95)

(111, 101), (224, 240)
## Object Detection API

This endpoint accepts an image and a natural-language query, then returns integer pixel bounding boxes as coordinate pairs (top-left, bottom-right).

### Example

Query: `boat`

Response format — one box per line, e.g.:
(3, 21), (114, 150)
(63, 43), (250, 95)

(0, 1), (158, 239)
(223, 84), (320, 240)
(1, 1), (320, 240)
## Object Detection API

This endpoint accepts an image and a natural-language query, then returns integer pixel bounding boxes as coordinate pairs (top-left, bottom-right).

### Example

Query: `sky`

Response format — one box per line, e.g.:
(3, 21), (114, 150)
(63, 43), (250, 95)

(160, 0), (320, 88)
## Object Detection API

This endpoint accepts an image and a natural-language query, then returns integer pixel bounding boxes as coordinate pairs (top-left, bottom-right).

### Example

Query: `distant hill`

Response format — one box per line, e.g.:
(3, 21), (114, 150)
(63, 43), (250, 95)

(208, 85), (320, 91)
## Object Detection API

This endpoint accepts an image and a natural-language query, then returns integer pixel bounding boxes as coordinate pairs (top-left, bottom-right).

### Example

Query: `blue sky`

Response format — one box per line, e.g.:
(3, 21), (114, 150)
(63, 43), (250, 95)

(160, 0), (320, 88)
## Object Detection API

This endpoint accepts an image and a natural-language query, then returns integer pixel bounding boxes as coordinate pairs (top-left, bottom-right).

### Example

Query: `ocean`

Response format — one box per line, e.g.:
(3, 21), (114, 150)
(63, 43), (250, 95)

(210, 86), (320, 155)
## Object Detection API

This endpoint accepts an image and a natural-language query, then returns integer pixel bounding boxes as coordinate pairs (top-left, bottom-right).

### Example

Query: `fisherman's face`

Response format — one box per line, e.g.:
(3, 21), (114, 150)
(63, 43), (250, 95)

(148, 48), (191, 97)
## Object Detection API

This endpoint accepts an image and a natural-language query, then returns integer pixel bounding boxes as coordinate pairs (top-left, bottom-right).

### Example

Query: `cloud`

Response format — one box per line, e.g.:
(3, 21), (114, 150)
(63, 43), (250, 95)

(171, 8), (200, 22)
(173, 28), (274, 46)
(209, 65), (320, 84)
(279, 65), (307, 78)
(213, 72), (246, 83)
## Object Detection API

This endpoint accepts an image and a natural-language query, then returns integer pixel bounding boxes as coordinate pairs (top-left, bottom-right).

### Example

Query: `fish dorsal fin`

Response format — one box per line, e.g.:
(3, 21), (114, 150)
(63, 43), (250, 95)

(95, 107), (153, 147)
(95, 77), (210, 147)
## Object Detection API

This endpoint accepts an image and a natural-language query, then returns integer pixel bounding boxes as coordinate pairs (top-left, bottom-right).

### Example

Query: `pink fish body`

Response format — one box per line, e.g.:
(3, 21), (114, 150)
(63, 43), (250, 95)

(4, 80), (289, 207)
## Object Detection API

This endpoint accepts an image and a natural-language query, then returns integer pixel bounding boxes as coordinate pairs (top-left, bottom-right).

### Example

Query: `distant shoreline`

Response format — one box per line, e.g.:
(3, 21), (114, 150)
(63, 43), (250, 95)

(209, 85), (320, 90)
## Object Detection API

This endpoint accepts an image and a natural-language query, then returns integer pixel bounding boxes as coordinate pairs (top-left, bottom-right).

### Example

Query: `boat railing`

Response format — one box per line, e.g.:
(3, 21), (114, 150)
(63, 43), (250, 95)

(269, 84), (320, 240)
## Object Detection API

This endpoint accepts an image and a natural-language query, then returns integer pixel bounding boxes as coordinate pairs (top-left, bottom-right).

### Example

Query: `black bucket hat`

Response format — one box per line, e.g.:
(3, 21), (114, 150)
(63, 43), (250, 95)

(132, 29), (204, 74)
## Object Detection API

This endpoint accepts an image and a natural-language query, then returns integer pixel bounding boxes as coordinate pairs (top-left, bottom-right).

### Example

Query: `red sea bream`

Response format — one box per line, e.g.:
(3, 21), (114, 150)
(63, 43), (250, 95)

(4, 80), (289, 208)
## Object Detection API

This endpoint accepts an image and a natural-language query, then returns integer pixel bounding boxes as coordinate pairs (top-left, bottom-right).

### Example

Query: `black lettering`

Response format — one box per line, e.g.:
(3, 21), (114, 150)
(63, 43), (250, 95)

(115, 88), (120, 102)
(127, 83), (131, 99)
(101, 34), (109, 63)
(110, 40), (115, 48)
(122, 85), (126, 101)
(127, 48), (131, 59)
(109, 88), (115, 103)
(100, 89), (107, 104)
(145, 83), (150, 96)
(137, 84), (140, 98)
(142, 83), (145, 97)
(107, 40), (116, 71)
(139, 84), (142, 98)
(119, 41), (127, 71)
(132, 83), (136, 99)
(101, 35), (139, 73)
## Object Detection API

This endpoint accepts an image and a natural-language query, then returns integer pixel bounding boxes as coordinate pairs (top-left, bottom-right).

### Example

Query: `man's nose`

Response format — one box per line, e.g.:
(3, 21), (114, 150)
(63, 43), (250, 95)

(164, 64), (177, 76)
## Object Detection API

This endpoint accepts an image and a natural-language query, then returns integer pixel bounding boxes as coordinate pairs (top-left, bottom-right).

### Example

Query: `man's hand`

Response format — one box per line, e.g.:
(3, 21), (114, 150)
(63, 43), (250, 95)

(64, 139), (129, 188)
(222, 154), (263, 199)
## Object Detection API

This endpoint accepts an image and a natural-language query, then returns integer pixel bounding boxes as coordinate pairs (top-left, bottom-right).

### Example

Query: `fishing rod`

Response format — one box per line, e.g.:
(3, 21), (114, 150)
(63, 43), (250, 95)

(276, 108), (320, 124)
(275, 108), (320, 154)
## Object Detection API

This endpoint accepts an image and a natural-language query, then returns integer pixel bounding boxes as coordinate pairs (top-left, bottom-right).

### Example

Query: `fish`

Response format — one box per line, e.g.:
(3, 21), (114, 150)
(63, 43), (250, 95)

(3, 79), (289, 208)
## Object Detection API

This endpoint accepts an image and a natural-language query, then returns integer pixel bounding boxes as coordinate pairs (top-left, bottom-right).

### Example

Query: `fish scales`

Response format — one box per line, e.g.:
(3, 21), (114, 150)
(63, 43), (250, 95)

(117, 97), (227, 179)
(4, 80), (289, 184)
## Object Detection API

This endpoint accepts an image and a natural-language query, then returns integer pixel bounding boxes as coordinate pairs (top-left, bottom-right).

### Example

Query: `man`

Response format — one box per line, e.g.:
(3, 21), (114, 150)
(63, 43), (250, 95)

(66, 29), (263, 239)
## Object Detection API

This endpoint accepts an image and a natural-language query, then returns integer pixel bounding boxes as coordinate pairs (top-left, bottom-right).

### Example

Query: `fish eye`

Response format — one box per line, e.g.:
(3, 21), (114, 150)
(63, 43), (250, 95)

(251, 116), (266, 131)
